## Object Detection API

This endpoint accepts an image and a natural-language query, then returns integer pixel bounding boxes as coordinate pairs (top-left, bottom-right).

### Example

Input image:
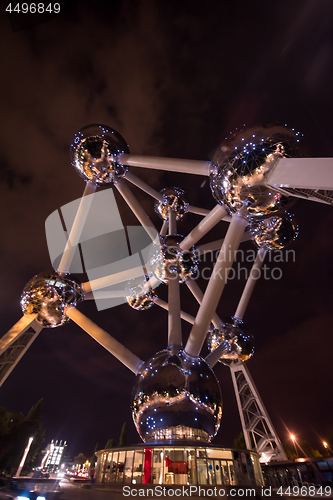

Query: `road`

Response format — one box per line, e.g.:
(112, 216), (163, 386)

(59, 481), (333, 500)
(3, 479), (328, 500)
(60, 480), (123, 500)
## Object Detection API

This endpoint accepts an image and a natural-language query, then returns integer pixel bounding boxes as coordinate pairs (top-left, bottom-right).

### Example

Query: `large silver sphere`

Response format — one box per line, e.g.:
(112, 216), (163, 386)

(152, 235), (198, 283)
(20, 273), (82, 328)
(154, 187), (189, 221)
(132, 348), (222, 443)
(210, 125), (302, 217)
(71, 124), (129, 184)
(207, 323), (254, 365)
(252, 214), (298, 250)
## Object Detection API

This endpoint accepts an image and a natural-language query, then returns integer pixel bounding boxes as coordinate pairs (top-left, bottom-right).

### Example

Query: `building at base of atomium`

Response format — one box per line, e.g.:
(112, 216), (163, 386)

(95, 444), (264, 486)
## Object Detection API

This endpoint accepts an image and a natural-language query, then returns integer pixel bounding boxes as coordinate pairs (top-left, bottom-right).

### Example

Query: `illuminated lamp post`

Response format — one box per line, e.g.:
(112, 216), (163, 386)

(290, 434), (298, 458)
(16, 436), (34, 477)
(323, 441), (332, 457)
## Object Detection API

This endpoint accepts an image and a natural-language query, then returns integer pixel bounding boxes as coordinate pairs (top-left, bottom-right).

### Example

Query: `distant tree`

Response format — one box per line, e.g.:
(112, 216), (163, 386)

(233, 432), (247, 450)
(118, 422), (127, 447)
(89, 443), (99, 467)
(73, 453), (88, 466)
(24, 399), (45, 471)
(26, 399), (43, 423)
(0, 400), (45, 474)
(283, 439), (323, 459)
(0, 409), (24, 472)
(105, 438), (114, 449)
(0, 406), (10, 437)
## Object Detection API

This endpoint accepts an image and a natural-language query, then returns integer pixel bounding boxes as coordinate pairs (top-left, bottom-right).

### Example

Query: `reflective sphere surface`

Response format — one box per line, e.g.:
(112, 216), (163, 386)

(20, 273), (82, 328)
(210, 125), (302, 217)
(127, 289), (156, 311)
(252, 214), (298, 250)
(132, 348), (222, 443)
(71, 124), (129, 184)
(154, 187), (189, 221)
(207, 323), (254, 365)
(207, 328), (237, 366)
(152, 235), (198, 283)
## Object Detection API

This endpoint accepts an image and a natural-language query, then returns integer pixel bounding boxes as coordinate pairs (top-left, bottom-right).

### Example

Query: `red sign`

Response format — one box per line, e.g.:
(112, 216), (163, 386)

(165, 457), (188, 475)
(143, 449), (152, 484)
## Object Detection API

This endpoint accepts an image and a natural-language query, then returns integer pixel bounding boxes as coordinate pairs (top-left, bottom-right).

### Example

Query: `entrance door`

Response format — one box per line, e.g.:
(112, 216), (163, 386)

(214, 460), (222, 485)
(207, 459), (215, 485)
(221, 461), (230, 485)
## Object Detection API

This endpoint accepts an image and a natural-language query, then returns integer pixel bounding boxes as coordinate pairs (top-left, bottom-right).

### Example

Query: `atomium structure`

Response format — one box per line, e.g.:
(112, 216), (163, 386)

(1, 123), (333, 464)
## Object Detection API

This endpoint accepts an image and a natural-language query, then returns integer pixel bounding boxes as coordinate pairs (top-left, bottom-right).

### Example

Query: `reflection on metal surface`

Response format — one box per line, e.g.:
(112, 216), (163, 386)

(20, 273), (82, 328)
(210, 125), (302, 217)
(126, 273), (160, 311)
(127, 289), (156, 311)
(71, 124), (129, 184)
(131, 348), (222, 443)
(154, 187), (189, 221)
(207, 323), (254, 365)
(152, 235), (198, 284)
(252, 214), (298, 250)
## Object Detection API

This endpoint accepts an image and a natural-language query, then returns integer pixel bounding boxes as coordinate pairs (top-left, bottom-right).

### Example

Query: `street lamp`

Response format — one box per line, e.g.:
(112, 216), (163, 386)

(323, 441), (331, 456)
(16, 437), (34, 477)
(290, 434), (298, 457)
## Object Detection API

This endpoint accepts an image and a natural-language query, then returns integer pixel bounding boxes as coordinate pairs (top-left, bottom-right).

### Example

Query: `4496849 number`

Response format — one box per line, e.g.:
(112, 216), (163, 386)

(277, 485), (332, 496)
(6, 3), (60, 14)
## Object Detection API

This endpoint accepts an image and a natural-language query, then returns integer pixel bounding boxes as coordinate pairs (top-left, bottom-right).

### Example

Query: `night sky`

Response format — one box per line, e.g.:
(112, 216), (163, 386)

(1, 0), (333, 460)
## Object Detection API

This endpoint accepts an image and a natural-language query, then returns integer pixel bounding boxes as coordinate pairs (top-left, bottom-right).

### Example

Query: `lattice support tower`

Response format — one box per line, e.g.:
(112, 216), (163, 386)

(230, 361), (287, 462)
(0, 316), (42, 388)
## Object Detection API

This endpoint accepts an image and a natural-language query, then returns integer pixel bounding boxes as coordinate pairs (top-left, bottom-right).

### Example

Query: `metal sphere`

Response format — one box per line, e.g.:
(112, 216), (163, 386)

(252, 214), (298, 250)
(154, 187), (189, 221)
(71, 124), (129, 184)
(234, 328), (255, 363)
(126, 273), (159, 311)
(152, 234), (198, 283)
(20, 273), (82, 328)
(207, 323), (254, 365)
(131, 348), (222, 443)
(127, 289), (156, 311)
(206, 328), (238, 367)
(210, 125), (302, 217)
